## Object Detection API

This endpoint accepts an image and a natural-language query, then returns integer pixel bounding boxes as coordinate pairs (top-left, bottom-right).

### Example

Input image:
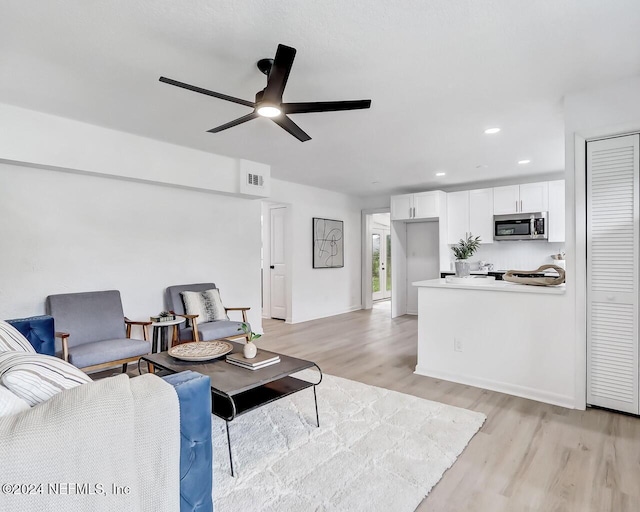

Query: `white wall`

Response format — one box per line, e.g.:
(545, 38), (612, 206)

(0, 102), (270, 198)
(0, 103), (269, 334)
(565, 75), (640, 410)
(0, 102), (369, 331)
(0, 162), (263, 332)
(269, 178), (363, 323)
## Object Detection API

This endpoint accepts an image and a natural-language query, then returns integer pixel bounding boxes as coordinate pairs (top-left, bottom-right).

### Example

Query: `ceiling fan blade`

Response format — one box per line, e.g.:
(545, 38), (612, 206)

(207, 112), (259, 133)
(159, 76), (255, 108)
(262, 44), (296, 104)
(282, 99), (372, 114)
(272, 115), (311, 142)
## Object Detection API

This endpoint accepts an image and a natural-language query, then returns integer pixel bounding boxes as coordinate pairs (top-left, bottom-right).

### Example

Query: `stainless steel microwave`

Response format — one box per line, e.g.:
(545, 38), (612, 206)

(493, 212), (548, 241)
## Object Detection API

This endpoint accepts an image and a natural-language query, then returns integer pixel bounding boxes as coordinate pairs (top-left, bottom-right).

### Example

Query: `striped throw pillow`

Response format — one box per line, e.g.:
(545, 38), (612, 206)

(0, 383), (30, 417)
(0, 352), (92, 406)
(0, 320), (36, 353)
(181, 289), (229, 323)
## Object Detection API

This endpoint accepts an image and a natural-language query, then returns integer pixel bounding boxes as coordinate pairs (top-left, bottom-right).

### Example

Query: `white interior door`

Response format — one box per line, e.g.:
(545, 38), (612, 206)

(270, 207), (287, 320)
(372, 228), (391, 301)
(587, 134), (639, 414)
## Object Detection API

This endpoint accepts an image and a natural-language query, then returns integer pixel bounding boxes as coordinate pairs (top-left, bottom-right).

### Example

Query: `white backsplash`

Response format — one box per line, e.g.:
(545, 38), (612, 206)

(447, 241), (565, 271)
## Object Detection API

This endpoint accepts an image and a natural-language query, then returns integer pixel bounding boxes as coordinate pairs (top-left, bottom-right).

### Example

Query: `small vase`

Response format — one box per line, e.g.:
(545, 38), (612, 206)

(455, 260), (471, 277)
(243, 341), (257, 359)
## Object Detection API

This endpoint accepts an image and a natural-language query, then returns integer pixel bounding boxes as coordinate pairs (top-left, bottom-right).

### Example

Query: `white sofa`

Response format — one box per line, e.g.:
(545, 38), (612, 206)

(0, 373), (180, 512)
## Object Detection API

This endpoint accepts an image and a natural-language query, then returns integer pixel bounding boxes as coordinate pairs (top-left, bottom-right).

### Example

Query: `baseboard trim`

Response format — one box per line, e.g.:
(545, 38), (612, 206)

(290, 305), (362, 324)
(414, 366), (576, 409)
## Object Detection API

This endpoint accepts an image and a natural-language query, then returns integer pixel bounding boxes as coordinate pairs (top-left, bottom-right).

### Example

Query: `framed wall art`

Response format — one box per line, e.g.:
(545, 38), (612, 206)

(312, 217), (344, 268)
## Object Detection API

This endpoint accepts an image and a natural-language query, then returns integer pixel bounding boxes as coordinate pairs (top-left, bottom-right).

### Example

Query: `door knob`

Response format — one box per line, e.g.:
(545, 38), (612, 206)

(270, 265), (275, 269)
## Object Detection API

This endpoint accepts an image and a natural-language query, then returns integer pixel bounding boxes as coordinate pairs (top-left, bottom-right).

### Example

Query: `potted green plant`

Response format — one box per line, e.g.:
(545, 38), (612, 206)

(451, 233), (481, 277)
(238, 322), (262, 359)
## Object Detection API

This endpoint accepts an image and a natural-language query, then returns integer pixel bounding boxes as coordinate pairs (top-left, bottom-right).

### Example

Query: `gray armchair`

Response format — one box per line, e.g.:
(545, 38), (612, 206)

(166, 283), (250, 342)
(46, 290), (151, 373)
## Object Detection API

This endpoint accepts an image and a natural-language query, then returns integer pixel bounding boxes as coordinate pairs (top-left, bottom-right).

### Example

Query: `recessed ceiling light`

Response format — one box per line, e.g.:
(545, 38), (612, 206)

(435, 172), (446, 177)
(518, 159), (531, 165)
(484, 127), (501, 134)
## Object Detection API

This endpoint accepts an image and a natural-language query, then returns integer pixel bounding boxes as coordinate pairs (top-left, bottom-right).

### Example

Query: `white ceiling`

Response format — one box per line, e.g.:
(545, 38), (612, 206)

(1, 1), (639, 197)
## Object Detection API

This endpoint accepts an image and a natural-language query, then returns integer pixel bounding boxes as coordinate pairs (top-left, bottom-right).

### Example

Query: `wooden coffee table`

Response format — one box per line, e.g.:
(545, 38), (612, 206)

(141, 341), (322, 476)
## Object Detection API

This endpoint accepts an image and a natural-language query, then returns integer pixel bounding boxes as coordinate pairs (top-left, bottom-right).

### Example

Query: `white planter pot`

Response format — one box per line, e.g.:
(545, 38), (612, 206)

(455, 260), (471, 277)
(243, 341), (257, 359)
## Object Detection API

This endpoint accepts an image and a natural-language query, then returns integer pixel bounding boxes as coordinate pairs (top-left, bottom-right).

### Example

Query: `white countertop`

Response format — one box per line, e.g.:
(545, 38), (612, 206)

(413, 278), (566, 294)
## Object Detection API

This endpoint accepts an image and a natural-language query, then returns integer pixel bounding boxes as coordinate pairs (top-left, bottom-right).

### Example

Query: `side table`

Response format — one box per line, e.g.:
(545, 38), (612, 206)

(150, 317), (185, 353)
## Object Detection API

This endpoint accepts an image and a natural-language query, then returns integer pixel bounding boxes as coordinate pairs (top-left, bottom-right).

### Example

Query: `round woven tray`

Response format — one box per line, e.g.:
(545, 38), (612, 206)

(168, 341), (233, 361)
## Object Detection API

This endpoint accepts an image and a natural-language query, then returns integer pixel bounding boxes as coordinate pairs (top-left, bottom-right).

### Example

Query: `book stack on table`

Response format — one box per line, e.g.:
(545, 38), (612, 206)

(150, 315), (176, 322)
(226, 351), (280, 370)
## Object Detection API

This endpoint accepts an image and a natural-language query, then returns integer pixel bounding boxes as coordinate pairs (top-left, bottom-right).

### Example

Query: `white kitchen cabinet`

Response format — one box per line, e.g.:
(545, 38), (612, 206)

(547, 180), (565, 242)
(390, 194), (414, 220)
(447, 188), (494, 245)
(446, 191), (469, 244)
(493, 185), (520, 215)
(469, 188), (494, 243)
(414, 191), (440, 218)
(493, 182), (548, 214)
(520, 182), (549, 213)
(390, 191), (443, 221)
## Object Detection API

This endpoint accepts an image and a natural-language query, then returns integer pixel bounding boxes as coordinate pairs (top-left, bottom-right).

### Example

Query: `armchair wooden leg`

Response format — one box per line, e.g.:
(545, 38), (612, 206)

(143, 325), (149, 342)
(172, 325), (179, 347)
(62, 338), (70, 363)
(192, 319), (200, 342)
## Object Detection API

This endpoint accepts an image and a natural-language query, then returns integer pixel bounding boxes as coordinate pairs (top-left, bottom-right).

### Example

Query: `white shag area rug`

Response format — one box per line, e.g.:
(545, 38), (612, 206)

(212, 371), (485, 512)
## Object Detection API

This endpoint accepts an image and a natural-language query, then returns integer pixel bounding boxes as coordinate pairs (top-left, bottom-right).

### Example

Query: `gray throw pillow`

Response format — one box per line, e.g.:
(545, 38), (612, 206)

(181, 289), (229, 324)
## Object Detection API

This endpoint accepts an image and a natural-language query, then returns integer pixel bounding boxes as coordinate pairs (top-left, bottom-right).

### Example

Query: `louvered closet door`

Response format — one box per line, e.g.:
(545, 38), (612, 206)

(587, 134), (640, 414)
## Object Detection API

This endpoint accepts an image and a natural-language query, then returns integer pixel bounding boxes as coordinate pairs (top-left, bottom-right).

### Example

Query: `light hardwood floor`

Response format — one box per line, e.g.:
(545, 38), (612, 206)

(257, 306), (640, 512)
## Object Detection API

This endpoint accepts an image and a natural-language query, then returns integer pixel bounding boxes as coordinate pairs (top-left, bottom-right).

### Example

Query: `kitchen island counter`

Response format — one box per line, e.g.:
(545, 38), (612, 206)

(412, 277), (574, 408)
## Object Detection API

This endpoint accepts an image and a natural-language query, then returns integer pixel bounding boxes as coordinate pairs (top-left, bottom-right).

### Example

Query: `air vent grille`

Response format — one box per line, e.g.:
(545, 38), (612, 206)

(248, 173), (264, 187)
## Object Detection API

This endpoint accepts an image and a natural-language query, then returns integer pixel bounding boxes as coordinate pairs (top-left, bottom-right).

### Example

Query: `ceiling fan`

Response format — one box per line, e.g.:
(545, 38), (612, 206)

(159, 44), (372, 142)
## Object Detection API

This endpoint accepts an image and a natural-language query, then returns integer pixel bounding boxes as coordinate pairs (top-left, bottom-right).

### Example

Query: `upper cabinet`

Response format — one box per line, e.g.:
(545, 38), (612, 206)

(520, 182), (549, 213)
(391, 191), (444, 221)
(446, 191), (469, 243)
(414, 191), (441, 219)
(469, 188), (494, 243)
(390, 194), (414, 221)
(447, 189), (493, 244)
(492, 185), (520, 215)
(493, 182), (549, 214)
(548, 180), (565, 243)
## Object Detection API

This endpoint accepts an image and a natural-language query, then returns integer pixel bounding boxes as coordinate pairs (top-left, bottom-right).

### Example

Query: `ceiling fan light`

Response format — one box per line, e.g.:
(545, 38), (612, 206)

(257, 105), (282, 118)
